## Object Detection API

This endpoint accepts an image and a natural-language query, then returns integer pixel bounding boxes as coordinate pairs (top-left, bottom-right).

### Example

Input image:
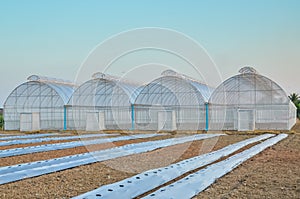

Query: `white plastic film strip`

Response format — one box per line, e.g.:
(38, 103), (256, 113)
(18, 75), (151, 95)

(0, 133), (57, 140)
(0, 133), (118, 146)
(143, 134), (287, 199)
(0, 134), (223, 185)
(73, 134), (274, 199)
(0, 134), (161, 158)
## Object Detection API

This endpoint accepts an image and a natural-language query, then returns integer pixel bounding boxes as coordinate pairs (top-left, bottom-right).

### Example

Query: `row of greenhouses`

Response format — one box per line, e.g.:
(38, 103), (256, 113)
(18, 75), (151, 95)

(3, 67), (297, 131)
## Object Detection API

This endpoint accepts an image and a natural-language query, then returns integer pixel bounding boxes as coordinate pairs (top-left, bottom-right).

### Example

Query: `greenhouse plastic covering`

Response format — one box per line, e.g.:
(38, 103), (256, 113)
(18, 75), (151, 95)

(0, 134), (161, 158)
(134, 70), (213, 131)
(209, 67), (296, 130)
(67, 73), (140, 130)
(4, 75), (76, 130)
(0, 133), (117, 146)
(74, 134), (274, 199)
(0, 134), (222, 185)
(143, 134), (287, 199)
(3, 67), (296, 131)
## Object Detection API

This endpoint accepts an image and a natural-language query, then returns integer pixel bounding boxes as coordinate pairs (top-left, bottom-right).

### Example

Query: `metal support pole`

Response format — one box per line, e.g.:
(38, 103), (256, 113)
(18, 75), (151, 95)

(131, 104), (135, 130)
(205, 103), (209, 131)
(63, 106), (67, 131)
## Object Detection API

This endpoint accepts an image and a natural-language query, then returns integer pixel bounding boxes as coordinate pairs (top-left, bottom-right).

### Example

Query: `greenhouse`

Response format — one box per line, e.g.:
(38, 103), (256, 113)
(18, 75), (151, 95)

(208, 67), (296, 131)
(134, 70), (213, 131)
(4, 75), (76, 131)
(67, 72), (140, 131)
(4, 67), (296, 132)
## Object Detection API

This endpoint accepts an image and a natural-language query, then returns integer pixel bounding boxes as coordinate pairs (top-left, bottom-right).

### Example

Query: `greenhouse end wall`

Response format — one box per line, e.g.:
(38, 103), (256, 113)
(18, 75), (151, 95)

(208, 104), (295, 131)
(134, 70), (212, 131)
(3, 69), (296, 132)
(4, 76), (75, 131)
(134, 105), (207, 131)
(66, 74), (139, 131)
(208, 67), (296, 131)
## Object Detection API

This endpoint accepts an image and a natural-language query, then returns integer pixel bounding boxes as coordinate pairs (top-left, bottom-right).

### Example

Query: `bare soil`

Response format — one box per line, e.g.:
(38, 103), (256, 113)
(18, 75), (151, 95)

(0, 139), (77, 150)
(0, 134), (117, 150)
(0, 121), (299, 199)
(194, 122), (300, 199)
(0, 135), (173, 167)
(0, 135), (250, 198)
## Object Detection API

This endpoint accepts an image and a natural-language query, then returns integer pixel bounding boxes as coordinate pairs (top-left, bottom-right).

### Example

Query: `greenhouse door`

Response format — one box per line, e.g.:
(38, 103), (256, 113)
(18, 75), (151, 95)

(98, 112), (105, 130)
(86, 112), (105, 131)
(238, 110), (255, 131)
(20, 112), (40, 131)
(157, 110), (176, 131)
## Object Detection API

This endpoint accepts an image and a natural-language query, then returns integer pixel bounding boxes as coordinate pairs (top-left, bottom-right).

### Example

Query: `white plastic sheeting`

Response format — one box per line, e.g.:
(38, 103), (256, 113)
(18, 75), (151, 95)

(4, 75), (76, 130)
(0, 134), (14, 136)
(0, 134), (222, 185)
(209, 67), (296, 130)
(67, 73), (140, 130)
(73, 134), (274, 199)
(143, 134), (287, 199)
(0, 133), (116, 146)
(0, 134), (160, 158)
(0, 133), (56, 141)
(134, 70), (213, 131)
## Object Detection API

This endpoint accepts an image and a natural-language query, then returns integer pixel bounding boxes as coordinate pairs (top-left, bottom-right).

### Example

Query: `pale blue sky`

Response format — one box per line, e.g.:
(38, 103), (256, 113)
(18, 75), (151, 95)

(0, 0), (299, 107)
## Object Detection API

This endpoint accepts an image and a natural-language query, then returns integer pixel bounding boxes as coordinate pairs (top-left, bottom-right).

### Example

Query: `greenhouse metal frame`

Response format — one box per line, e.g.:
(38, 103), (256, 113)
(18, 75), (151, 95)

(4, 75), (76, 131)
(67, 73), (140, 131)
(3, 67), (296, 132)
(208, 67), (296, 131)
(134, 70), (213, 131)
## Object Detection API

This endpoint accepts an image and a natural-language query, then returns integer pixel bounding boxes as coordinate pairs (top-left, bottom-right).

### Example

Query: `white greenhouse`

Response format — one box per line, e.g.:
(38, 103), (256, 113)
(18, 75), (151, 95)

(208, 67), (297, 131)
(4, 75), (76, 131)
(66, 73), (140, 131)
(134, 70), (213, 131)
(3, 67), (296, 132)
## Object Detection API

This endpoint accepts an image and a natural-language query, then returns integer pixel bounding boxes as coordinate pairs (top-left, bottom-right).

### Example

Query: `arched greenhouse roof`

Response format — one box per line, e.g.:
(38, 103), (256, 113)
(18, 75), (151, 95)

(134, 70), (214, 106)
(4, 75), (76, 107)
(209, 67), (291, 105)
(68, 73), (140, 107)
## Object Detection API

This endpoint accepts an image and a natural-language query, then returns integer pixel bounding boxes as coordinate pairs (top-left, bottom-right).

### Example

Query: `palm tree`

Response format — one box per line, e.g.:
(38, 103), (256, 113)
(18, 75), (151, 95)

(289, 93), (300, 118)
(289, 93), (300, 103)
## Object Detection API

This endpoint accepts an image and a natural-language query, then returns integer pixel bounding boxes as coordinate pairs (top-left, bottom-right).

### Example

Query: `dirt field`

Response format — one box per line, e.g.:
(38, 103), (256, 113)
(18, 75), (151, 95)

(196, 122), (300, 199)
(0, 134), (173, 167)
(0, 135), (250, 198)
(0, 123), (299, 198)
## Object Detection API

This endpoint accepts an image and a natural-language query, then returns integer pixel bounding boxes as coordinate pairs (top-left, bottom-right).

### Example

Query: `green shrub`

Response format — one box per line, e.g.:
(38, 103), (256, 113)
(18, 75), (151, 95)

(289, 93), (300, 119)
(0, 114), (3, 130)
